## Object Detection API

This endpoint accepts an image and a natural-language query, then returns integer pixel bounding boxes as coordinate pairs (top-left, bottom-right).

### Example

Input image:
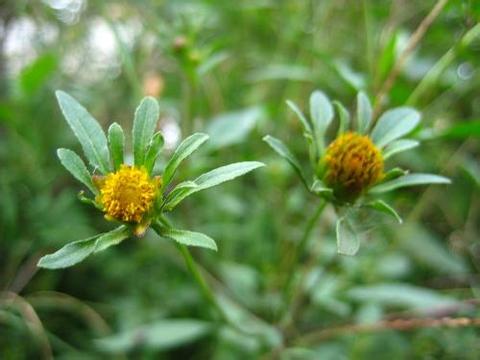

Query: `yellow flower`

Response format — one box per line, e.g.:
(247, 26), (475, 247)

(97, 165), (160, 223)
(322, 132), (384, 202)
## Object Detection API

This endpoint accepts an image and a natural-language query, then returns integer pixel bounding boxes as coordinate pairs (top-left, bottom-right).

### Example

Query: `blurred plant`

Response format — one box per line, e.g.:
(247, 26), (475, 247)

(37, 91), (264, 269)
(264, 90), (451, 256)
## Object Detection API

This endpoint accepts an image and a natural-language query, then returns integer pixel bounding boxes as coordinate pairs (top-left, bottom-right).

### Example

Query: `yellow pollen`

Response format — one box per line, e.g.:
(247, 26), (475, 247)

(322, 132), (384, 202)
(98, 165), (159, 223)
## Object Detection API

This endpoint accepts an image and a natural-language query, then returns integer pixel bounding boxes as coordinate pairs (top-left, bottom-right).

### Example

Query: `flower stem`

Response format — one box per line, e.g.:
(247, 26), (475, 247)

(281, 201), (327, 311)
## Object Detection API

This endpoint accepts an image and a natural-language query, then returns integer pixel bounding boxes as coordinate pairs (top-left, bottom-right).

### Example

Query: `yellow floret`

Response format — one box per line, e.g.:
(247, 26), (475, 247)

(322, 132), (384, 202)
(98, 165), (159, 223)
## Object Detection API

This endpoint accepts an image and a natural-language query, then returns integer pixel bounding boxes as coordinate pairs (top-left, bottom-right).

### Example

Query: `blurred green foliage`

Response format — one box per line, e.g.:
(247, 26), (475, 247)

(1, 0), (480, 358)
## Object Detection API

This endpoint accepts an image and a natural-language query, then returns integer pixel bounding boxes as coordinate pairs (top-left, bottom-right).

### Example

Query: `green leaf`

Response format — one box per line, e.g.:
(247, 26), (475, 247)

(286, 100), (312, 134)
(347, 283), (457, 309)
(57, 148), (97, 194)
(144, 132), (164, 174)
(95, 320), (211, 352)
(159, 227), (217, 251)
(56, 91), (111, 174)
(162, 133), (209, 187)
(164, 162), (265, 210)
(94, 226), (129, 253)
(132, 97), (160, 166)
(356, 92), (372, 134)
(309, 90), (333, 152)
(333, 100), (350, 136)
(108, 123), (125, 170)
(205, 107), (263, 149)
(336, 217), (359, 256)
(371, 107), (421, 148)
(365, 200), (402, 223)
(37, 235), (99, 269)
(439, 120), (480, 139)
(310, 179), (334, 198)
(383, 139), (419, 159)
(382, 167), (408, 182)
(369, 173), (451, 194)
(263, 135), (309, 189)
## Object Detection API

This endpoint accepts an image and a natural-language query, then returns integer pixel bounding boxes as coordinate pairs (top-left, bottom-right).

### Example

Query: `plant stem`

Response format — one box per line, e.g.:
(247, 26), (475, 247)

(281, 201), (327, 311)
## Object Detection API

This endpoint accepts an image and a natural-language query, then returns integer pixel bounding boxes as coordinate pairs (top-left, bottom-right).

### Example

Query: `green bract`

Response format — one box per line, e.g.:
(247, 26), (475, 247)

(264, 90), (450, 256)
(38, 91), (264, 269)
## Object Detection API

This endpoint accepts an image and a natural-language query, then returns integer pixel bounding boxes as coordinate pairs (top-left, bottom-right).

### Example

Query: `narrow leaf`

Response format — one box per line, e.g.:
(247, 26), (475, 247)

(369, 173), (451, 194)
(37, 236), (98, 269)
(356, 92), (372, 134)
(144, 132), (165, 174)
(108, 122), (125, 170)
(57, 148), (97, 194)
(94, 226), (129, 253)
(164, 162), (264, 210)
(365, 200), (402, 223)
(263, 135), (309, 189)
(371, 107), (421, 148)
(309, 90), (333, 152)
(159, 227), (217, 251)
(132, 97), (160, 166)
(56, 91), (111, 173)
(286, 100), (312, 133)
(163, 133), (209, 187)
(336, 217), (359, 256)
(383, 139), (419, 159)
(333, 100), (351, 136)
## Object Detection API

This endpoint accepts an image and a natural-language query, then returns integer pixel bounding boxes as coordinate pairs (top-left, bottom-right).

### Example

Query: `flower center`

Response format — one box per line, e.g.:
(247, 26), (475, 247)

(322, 132), (383, 202)
(99, 165), (158, 223)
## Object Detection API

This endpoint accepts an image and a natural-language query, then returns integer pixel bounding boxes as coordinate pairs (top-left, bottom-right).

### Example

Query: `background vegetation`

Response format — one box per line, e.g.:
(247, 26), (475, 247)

(1, 0), (479, 358)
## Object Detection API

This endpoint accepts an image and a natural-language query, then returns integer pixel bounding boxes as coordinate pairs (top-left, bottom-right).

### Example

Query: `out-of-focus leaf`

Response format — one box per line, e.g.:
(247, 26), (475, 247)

(369, 173), (450, 194)
(205, 107), (263, 149)
(197, 51), (229, 75)
(19, 53), (58, 95)
(95, 320), (211, 352)
(347, 283), (458, 310)
(365, 200), (402, 223)
(108, 123), (125, 170)
(56, 91), (111, 174)
(247, 64), (314, 82)
(397, 224), (467, 274)
(263, 135), (309, 189)
(162, 133), (209, 187)
(439, 120), (480, 139)
(371, 107), (421, 148)
(336, 216), (359, 256)
(57, 148), (97, 194)
(132, 96), (160, 166)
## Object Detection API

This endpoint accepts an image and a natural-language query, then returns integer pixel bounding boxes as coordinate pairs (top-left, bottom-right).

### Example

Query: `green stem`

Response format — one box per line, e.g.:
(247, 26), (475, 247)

(281, 201), (327, 308)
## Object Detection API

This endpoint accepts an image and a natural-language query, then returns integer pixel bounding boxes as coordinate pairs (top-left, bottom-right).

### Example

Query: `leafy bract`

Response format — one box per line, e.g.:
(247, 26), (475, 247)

(371, 107), (420, 148)
(132, 96), (160, 166)
(57, 148), (97, 194)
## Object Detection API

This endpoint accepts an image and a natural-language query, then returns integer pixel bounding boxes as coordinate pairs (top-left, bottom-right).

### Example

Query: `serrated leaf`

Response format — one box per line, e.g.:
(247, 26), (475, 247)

(108, 122), (125, 170)
(356, 92), (372, 134)
(369, 173), (451, 194)
(333, 100), (350, 136)
(365, 200), (402, 223)
(336, 217), (359, 256)
(57, 148), (97, 194)
(162, 133), (209, 187)
(95, 320), (211, 352)
(164, 162), (264, 210)
(309, 90), (333, 152)
(263, 135), (309, 189)
(94, 226), (129, 253)
(132, 97), (160, 166)
(286, 100), (312, 133)
(371, 107), (421, 148)
(383, 139), (419, 159)
(56, 91), (111, 173)
(144, 132), (164, 174)
(37, 235), (99, 269)
(159, 227), (217, 251)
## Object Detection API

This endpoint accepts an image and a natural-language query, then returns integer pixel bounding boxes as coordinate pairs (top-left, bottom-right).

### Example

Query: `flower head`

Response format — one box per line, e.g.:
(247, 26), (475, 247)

(97, 165), (160, 223)
(322, 132), (384, 202)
